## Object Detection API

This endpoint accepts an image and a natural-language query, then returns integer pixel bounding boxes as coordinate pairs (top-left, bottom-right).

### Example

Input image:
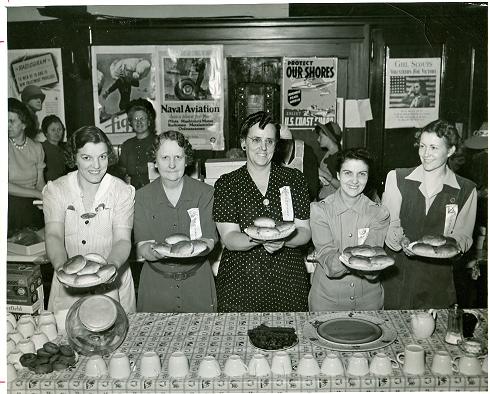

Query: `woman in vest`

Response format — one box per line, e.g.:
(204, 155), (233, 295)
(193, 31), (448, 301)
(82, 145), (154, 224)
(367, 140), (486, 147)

(382, 120), (477, 309)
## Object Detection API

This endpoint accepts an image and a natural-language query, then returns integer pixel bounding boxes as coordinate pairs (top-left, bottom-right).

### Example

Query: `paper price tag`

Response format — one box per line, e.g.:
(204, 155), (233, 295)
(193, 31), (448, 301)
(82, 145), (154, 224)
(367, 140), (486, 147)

(187, 208), (202, 240)
(444, 204), (458, 236)
(357, 228), (370, 245)
(279, 186), (294, 222)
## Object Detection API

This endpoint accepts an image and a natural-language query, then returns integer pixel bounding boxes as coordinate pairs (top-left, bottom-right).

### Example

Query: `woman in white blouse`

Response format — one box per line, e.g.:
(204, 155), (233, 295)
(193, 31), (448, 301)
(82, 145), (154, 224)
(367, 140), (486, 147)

(43, 126), (136, 314)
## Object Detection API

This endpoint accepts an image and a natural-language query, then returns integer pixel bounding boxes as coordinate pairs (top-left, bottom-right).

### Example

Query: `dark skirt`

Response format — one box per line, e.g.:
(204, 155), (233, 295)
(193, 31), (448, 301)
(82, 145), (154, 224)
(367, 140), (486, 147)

(8, 194), (44, 237)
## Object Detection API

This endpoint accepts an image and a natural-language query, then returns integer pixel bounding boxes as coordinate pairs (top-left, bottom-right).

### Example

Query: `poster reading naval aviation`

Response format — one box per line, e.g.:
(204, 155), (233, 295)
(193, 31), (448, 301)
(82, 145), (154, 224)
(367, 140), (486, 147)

(159, 45), (224, 150)
(385, 57), (441, 129)
(8, 48), (66, 134)
(92, 46), (157, 145)
(282, 57), (337, 130)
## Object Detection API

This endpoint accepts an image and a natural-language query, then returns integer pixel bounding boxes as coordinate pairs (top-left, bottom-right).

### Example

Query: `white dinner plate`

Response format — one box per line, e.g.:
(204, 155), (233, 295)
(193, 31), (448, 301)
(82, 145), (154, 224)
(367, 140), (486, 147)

(303, 312), (397, 351)
(56, 265), (117, 289)
(407, 242), (460, 259)
(339, 254), (394, 271)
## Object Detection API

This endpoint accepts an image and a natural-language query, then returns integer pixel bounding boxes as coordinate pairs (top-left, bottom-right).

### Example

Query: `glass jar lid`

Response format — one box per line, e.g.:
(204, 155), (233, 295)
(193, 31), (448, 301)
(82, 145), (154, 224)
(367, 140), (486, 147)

(78, 295), (117, 332)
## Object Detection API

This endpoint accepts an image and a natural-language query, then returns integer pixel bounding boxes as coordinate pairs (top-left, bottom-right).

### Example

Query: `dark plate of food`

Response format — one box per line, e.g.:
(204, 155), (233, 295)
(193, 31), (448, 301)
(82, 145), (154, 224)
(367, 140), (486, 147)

(248, 323), (298, 351)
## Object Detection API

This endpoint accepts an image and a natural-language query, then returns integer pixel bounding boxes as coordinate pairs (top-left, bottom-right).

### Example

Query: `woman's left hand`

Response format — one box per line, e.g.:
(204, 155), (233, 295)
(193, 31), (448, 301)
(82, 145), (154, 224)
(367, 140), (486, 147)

(262, 240), (285, 254)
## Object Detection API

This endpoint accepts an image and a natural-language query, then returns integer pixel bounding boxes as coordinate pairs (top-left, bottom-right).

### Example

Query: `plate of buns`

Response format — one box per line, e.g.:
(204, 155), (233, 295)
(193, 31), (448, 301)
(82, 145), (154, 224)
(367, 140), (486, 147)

(151, 234), (208, 259)
(244, 217), (296, 241)
(340, 245), (395, 271)
(56, 253), (117, 288)
(408, 235), (460, 258)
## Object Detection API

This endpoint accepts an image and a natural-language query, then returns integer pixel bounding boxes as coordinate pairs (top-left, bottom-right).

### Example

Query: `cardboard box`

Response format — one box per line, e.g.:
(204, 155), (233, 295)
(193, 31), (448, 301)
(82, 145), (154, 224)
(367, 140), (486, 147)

(7, 241), (46, 256)
(7, 263), (44, 306)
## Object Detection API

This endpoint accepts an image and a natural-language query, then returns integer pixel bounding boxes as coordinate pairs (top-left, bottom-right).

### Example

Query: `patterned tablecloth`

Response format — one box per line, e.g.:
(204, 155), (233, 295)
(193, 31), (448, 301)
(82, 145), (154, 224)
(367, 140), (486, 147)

(8, 309), (488, 393)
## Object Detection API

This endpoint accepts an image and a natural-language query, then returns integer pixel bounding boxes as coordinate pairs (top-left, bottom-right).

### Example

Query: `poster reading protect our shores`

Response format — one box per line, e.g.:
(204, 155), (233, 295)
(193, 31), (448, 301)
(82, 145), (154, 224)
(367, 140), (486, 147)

(92, 46), (157, 145)
(8, 48), (66, 134)
(159, 45), (224, 150)
(282, 57), (337, 130)
(385, 58), (441, 129)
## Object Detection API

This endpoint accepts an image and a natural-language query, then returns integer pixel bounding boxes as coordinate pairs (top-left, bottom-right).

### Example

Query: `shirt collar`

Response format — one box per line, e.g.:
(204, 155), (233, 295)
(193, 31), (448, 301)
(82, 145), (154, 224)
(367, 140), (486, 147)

(405, 164), (460, 189)
(157, 175), (192, 205)
(333, 188), (369, 216)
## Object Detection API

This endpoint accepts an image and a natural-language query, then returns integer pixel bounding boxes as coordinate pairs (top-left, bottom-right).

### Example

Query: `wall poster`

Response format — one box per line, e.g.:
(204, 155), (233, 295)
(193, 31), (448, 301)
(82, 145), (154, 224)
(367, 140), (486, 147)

(92, 46), (157, 145)
(159, 45), (224, 150)
(385, 57), (441, 129)
(282, 57), (338, 130)
(8, 48), (66, 137)
(92, 45), (224, 150)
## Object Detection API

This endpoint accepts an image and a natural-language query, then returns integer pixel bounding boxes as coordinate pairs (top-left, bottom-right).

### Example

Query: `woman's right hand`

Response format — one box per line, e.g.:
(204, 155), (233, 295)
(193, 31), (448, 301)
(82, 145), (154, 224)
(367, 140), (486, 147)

(401, 236), (415, 256)
(139, 242), (165, 262)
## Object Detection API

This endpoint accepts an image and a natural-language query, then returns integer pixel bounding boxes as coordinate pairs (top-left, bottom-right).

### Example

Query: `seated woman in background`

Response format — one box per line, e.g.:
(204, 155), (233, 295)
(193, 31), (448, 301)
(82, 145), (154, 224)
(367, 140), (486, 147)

(382, 119), (477, 309)
(213, 111), (312, 312)
(118, 98), (156, 189)
(309, 148), (390, 311)
(134, 131), (218, 312)
(41, 115), (67, 182)
(43, 126), (136, 314)
(8, 98), (45, 236)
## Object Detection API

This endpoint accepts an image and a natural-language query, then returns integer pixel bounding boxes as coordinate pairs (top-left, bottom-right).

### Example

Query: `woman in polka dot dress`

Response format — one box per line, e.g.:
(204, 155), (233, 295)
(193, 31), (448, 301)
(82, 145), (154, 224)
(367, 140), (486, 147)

(213, 111), (311, 312)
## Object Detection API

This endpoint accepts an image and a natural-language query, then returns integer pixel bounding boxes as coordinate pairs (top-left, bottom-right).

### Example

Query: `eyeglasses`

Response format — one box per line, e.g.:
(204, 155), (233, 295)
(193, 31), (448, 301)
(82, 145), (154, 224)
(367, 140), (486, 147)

(247, 136), (276, 148)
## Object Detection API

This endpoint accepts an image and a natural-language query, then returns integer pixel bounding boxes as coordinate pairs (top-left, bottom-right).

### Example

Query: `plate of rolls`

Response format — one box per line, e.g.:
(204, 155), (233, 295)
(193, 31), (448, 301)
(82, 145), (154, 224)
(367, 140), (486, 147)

(151, 234), (208, 259)
(244, 217), (296, 241)
(408, 235), (460, 258)
(340, 245), (395, 271)
(56, 253), (117, 288)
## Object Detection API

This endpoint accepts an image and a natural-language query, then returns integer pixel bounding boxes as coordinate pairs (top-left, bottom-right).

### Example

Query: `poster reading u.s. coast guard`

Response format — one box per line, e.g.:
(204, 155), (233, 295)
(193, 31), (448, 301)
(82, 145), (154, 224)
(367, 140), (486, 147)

(282, 57), (337, 130)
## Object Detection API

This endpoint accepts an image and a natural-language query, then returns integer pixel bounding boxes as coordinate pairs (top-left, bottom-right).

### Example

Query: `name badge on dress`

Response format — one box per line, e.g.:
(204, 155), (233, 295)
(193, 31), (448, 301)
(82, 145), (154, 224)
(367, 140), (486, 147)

(358, 228), (370, 245)
(444, 204), (458, 236)
(279, 186), (294, 221)
(187, 208), (202, 240)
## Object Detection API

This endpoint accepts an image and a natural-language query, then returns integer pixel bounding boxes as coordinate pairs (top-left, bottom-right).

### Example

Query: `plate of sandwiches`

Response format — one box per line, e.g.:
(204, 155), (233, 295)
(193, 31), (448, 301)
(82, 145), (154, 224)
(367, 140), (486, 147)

(244, 217), (296, 241)
(339, 245), (395, 271)
(56, 253), (117, 288)
(151, 234), (208, 259)
(407, 234), (460, 259)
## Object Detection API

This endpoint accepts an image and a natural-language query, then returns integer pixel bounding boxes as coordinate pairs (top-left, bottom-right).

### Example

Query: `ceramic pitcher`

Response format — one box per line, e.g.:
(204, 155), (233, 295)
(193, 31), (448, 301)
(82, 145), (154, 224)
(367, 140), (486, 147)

(411, 309), (437, 339)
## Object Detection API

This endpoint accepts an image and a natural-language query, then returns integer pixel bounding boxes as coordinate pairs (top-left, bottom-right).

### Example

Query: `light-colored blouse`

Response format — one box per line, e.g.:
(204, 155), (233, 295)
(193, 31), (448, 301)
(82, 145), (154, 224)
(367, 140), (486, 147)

(8, 137), (45, 188)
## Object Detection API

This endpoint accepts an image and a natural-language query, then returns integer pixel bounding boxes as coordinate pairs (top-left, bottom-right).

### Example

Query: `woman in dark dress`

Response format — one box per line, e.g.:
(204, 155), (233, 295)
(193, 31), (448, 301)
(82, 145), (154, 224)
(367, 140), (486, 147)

(213, 111), (311, 312)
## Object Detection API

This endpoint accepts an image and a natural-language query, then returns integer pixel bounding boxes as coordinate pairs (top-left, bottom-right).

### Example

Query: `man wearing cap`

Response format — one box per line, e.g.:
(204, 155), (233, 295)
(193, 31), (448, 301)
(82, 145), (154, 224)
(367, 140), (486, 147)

(21, 84), (45, 135)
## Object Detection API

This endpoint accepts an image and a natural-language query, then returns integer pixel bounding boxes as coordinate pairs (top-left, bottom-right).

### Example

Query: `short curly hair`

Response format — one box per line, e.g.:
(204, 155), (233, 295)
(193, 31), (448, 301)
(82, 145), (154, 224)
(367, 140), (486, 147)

(41, 115), (65, 135)
(336, 147), (373, 173)
(8, 98), (36, 139)
(239, 111), (279, 141)
(65, 126), (118, 168)
(126, 98), (156, 134)
(151, 130), (194, 166)
(414, 119), (461, 149)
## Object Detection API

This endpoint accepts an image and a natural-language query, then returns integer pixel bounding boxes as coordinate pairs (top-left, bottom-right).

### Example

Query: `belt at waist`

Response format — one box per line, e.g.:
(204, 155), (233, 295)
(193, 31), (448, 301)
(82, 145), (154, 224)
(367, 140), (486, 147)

(147, 261), (204, 281)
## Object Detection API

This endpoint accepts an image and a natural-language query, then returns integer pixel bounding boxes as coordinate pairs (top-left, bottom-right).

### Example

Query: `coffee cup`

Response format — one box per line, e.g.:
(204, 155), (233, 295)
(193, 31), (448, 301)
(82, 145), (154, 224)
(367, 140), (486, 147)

(430, 350), (458, 375)
(321, 353), (345, 376)
(198, 355), (221, 378)
(297, 353), (321, 377)
(481, 354), (488, 374)
(455, 355), (482, 376)
(7, 313), (17, 329)
(86, 355), (108, 377)
(7, 320), (15, 334)
(7, 338), (16, 355)
(30, 330), (49, 350)
(248, 354), (271, 377)
(17, 338), (36, 354)
(347, 352), (369, 376)
(54, 309), (69, 335)
(167, 351), (189, 378)
(140, 351), (161, 378)
(109, 352), (131, 379)
(7, 349), (23, 370)
(39, 322), (58, 341)
(7, 363), (17, 382)
(224, 355), (248, 377)
(370, 352), (399, 376)
(37, 310), (57, 326)
(270, 351), (292, 375)
(16, 319), (35, 339)
(8, 331), (24, 344)
(397, 344), (425, 375)
(18, 314), (36, 326)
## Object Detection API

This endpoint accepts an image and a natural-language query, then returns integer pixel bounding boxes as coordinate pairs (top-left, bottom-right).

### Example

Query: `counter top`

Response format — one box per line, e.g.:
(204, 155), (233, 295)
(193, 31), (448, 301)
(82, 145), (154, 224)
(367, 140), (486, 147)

(8, 309), (488, 393)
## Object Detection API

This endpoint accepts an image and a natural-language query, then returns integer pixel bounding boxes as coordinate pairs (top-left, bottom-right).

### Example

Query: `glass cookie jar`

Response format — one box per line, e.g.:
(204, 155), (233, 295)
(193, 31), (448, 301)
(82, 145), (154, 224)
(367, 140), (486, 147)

(65, 295), (129, 356)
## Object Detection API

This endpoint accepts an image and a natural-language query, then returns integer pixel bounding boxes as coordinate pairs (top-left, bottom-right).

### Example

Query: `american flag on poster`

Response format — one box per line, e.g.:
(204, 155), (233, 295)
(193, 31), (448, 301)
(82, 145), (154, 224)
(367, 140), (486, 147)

(385, 58), (441, 129)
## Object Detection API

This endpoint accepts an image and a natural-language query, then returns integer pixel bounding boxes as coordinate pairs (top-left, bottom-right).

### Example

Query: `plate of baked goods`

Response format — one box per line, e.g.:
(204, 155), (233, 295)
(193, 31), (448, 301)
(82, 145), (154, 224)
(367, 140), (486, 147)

(339, 245), (395, 271)
(151, 234), (208, 259)
(17, 342), (78, 375)
(56, 253), (117, 288)
(407, 235), (460, 259)
(248, 323), (299, 351)
(244, 217), (296, 241)
(303, 312), (397, 351)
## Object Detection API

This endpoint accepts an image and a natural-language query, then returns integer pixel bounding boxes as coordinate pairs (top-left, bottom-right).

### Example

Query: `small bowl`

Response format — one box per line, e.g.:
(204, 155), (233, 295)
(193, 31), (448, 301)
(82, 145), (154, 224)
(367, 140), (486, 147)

(458, 337), (487, 356)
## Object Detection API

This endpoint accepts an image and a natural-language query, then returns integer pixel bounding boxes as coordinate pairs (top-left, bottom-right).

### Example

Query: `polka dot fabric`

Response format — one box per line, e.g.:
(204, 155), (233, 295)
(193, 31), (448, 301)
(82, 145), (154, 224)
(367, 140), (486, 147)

(213, 163), (311, 312)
